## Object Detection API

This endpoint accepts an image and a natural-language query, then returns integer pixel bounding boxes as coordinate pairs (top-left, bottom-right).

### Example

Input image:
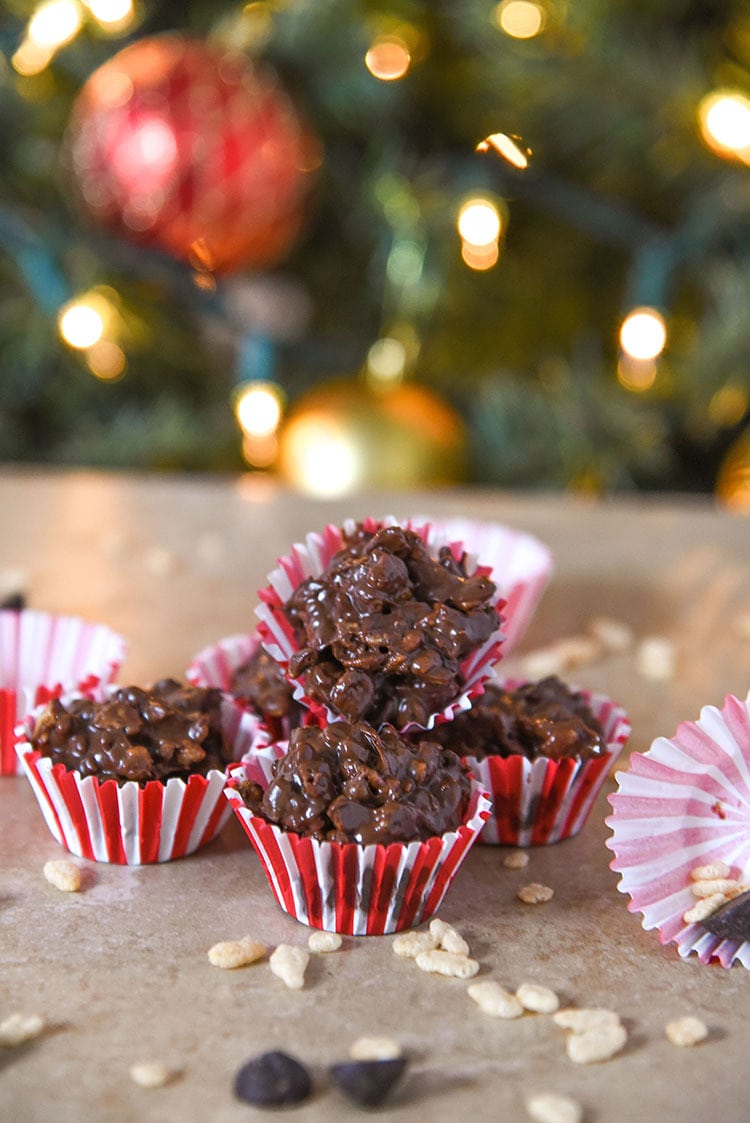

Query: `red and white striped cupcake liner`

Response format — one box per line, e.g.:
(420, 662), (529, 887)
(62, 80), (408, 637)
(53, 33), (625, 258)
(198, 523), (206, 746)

(606, 691), (750, 968)
(255, 516), (505, 733)
(466, 679), (631, 846)
(1, 610), (126, 776)
(409, 517), (553, 654)
(16, 692), (262, 865)
(225, 744), (492, 935)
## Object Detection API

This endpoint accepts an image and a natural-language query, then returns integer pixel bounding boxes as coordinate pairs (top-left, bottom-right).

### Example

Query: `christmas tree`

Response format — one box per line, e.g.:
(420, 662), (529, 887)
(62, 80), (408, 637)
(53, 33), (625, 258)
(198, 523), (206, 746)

(1, 0), (750, 504)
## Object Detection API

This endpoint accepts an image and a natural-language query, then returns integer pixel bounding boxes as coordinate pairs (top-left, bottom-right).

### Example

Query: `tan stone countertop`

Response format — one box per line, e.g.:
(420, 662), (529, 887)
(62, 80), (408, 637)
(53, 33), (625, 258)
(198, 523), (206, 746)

(1, 467), (749, 1123)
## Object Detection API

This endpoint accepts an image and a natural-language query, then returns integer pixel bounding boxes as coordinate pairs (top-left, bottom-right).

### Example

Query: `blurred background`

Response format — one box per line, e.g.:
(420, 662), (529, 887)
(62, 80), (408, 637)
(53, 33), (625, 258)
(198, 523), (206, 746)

(1, 0), (750, 504)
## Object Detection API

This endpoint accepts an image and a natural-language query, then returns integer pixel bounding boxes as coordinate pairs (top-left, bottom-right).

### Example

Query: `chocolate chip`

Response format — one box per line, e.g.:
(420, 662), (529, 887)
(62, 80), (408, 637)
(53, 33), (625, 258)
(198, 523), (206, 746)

(701, 889), (750, 940)
(0, 593), (25, 611)
(234, 1050), (312, 1107)
(329, 1057), (408, 1107)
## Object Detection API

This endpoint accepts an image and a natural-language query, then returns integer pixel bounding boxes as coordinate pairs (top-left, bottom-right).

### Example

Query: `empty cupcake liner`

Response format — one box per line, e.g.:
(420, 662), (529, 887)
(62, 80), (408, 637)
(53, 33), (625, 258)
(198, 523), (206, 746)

(255, 515), (505, 732)
(0, 610), (126, 776)
(410, 517), (553, 654)
(225, 744), (492, 935)
(16, 691), (262, 865)
(606, 691), (750, 968)
(466, 678), (631, 846)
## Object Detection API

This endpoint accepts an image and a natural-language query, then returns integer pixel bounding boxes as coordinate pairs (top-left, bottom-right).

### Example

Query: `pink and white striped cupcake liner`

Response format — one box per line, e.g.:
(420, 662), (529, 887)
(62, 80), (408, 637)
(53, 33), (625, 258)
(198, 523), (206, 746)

(410, 517), (553, 654)
(255, 516), (505, 733)
(606, 691), (750, 968)
(467, 679), (630, 846)
(16, 692), (262, 865)
(225, 744), (492, 935)
(187, 631), (262, 696)
(1, 610), (126, 776)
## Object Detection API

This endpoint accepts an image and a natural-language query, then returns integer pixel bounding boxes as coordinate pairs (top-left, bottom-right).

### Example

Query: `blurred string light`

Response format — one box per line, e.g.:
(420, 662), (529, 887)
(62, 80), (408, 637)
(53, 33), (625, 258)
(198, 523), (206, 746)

(365, 35), (411, 81)
(475, 132), (531, 170)
(86, 339), (126, 380)
(58, 289), (128, 380)
(617, 356), (656, 393)
(457, 195), (505, 272)
(59, 299), (105, 349)
(492, 0), (546, 40)
(83, 0), (136, 33)
(366, 337), (406, 388)
(619, 307), (667, 361)
(234, 381), (285, 468)
(28, 0), (83, 48)
(280, 415), (360, 496)
(698, 89), (750, 164)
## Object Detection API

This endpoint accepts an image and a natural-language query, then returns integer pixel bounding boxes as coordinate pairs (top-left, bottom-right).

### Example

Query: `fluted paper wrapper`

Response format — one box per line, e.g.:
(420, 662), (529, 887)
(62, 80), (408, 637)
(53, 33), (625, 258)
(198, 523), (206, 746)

(467, 679), (630, 846)
(1, 610), (126, 776)
(16, 693), (261, 865)
(256, 516), (505, 732)
(411, 517), (552, 654)
(225, 745), (492, 935)
(606, 692), (750, 969)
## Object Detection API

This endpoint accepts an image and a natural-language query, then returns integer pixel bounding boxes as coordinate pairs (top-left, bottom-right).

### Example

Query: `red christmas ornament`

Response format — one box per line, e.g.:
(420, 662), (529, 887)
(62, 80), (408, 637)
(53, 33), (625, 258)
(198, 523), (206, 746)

(66, 34), (319, 274)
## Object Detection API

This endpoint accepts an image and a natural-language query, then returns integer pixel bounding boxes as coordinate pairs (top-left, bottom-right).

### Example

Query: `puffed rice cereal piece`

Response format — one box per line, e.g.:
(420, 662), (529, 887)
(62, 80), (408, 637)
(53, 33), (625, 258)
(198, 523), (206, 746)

(392, 929), (437, 959)
(0, 1013), (46, 1048)
(690, 878), (744, 899)
(129, 1061), (175, 1088)
(43, 858), (82, 893)
(683, 894), (727, 924)
(207, 936), (266, 969)
(566, 1023), (627, 1064)
(516, 983), (560, 1014)
(503, 850), (530, 870)
(467, 980), (524, 1019)
(665, 1016), (708, 1048)
(429, 918), (470, 957)
(269, 944), (309, 990)
(690, 861), (731, 881)
(518, 883), (554, 905)
(587, 616), (634, 654)
(349, 1036), (403, 1061)
(553, 1008), (621, 1033)
(308, 931), (342, 954)
(526, 1091), (583, 1123)
(636, 636), (675, 681)
(415, 949), (479, 979)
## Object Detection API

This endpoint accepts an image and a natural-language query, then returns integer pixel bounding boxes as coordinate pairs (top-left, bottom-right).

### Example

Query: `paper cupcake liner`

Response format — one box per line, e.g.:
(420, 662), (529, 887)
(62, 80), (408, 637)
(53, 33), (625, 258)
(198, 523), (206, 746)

(225, 745), (492, 935)
(16, 691), (262, 864)
(467, 680), (630, 846)
(0, 610), (126, 776)
(255, 516), (505, 732)
(409, 517), (553, 654)
(606, 692), (750, 969)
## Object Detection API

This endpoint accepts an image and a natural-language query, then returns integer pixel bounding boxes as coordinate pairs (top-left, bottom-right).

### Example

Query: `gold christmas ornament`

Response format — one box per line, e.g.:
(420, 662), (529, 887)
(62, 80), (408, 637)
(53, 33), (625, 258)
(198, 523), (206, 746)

(716, 426), (750, 512)
(278, 378), (468, 496)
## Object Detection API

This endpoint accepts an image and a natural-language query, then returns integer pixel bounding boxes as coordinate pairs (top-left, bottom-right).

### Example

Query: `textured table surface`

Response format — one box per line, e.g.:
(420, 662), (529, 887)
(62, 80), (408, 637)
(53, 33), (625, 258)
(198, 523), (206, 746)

(1, 467), (749, 1123)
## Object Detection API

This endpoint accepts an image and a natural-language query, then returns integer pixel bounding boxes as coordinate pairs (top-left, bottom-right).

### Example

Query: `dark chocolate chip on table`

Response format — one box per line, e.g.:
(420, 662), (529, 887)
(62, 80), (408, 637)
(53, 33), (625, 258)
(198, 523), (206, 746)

(702, 889), (750, 941)
(234, 1050), (312, 1107)
(329, 1057), (408, 1108)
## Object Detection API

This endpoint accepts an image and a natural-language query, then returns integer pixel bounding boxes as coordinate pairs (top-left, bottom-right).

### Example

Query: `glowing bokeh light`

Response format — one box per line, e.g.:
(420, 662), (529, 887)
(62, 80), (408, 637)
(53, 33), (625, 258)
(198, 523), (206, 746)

(365, 37), (411, 81)
(494, 0), (545, 40)
(617, 356), (657, 393)
(235, 382), (284, 438)
(86, 339), (126, 380)
(476, 132), (531, 169)
(109, 115), (179, 194)
(457, 198), (502, 247)
(280, 416), (360, 497)
(619, 307), (667, 361)
(85, 0), (135, 31)
(59, 300), (106, 349)
(698, 90), (750, 159)
(242, 432), (278, 469)
(28, 0), (83, 49)
(11, 38), (54, 76)
(709, 383), (748, 427)
(461, 240), (500, 271)
(367, 337), (406, 386)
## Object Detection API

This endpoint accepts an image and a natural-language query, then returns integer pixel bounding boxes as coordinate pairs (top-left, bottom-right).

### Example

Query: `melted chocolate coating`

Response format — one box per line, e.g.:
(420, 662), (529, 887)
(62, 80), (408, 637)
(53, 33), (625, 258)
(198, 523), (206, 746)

(237, 719), (471, 844)
(426, 676), (607, 761)
(701, 889), (750, 941)
(230, 646), (302, 732)
(31, 679), (231, 786)
(283, 524), (500, 727)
